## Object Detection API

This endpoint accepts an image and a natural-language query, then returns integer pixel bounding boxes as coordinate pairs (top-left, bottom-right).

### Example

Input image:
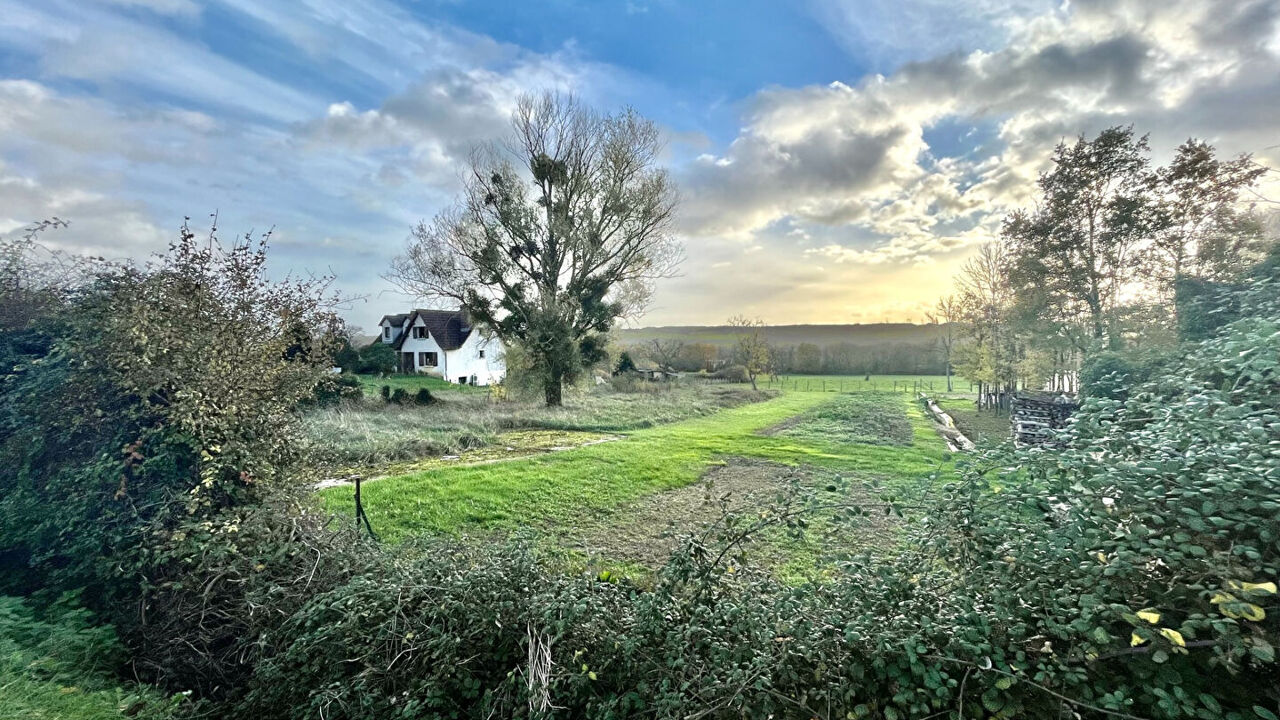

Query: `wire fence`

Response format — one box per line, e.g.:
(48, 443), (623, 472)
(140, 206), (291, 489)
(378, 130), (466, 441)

(762, 378), (949, 394)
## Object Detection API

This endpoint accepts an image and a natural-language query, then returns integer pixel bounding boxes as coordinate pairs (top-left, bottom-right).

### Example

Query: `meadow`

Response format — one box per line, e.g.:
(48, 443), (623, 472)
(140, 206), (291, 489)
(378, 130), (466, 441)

(303, 378), (774, 468)
(317, 379), (950, 570)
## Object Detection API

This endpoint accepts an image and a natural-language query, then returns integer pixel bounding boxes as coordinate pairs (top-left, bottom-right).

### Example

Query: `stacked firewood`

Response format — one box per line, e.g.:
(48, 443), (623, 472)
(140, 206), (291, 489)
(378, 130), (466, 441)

(1011, 393), (1079, 446)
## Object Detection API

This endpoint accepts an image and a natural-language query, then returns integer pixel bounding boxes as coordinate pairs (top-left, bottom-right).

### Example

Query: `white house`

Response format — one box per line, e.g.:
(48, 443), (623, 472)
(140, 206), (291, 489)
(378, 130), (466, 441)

(378, 307), (506, 386)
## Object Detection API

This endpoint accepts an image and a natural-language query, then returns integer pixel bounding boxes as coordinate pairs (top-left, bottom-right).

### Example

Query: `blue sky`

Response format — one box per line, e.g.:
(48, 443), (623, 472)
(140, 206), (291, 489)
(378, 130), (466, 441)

(2, 0), (1278, 330)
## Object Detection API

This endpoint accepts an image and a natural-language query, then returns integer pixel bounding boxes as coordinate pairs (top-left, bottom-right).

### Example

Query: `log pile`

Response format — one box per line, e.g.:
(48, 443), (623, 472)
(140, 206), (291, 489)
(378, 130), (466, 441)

(1011, 393), (1079, 446)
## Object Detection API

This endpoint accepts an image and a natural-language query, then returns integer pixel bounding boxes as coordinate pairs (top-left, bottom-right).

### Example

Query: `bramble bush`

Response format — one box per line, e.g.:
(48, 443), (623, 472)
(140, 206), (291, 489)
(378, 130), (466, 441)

(0, 223), (339, 677)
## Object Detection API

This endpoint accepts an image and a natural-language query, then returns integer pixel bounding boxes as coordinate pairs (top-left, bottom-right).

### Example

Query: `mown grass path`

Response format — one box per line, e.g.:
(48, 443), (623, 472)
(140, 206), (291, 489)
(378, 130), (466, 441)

(320, 390), (948, 542)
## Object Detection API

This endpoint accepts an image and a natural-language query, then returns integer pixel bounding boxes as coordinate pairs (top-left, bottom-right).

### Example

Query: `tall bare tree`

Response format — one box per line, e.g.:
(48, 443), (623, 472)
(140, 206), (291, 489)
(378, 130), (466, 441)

(727, 315), (770, 391)
(388, 93), (681, 405)
(926, 295), (960, 392)
(648, 338), (684, 371)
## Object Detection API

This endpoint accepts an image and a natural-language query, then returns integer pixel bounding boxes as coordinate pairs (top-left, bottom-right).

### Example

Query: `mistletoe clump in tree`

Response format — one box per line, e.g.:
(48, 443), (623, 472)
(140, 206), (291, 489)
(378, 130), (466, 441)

(389, 93), (681, 406)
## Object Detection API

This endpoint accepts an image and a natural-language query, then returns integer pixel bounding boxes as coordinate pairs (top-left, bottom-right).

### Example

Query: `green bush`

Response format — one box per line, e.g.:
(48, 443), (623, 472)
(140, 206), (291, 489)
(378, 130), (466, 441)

(413, 387), (434, 405)
(357, 341), (398, 374)
(390, 387), (410, 404)
(311, 373), (363, 406)
(380, 384), (391, 401)
(0, 226), (337, 682)
(711, 364), (749, 382)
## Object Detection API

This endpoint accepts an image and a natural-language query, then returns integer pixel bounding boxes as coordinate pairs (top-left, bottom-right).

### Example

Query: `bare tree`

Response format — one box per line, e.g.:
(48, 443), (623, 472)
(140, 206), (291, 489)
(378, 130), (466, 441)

(387, 93), (681, 405)
(648, 338), (684, 371)
(727, 315), (770, 391)
(926, 295), (959, 392)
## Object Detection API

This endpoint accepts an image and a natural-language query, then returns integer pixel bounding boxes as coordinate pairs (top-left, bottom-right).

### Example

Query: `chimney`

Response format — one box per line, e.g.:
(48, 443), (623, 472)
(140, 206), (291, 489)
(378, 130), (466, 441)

(459, 304), (471, 330)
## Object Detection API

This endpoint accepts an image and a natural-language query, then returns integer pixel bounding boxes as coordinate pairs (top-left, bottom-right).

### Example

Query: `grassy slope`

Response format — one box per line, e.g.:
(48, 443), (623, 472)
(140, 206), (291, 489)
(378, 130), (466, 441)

(0, 598), (174, 720)
(321, 389), (947, 542)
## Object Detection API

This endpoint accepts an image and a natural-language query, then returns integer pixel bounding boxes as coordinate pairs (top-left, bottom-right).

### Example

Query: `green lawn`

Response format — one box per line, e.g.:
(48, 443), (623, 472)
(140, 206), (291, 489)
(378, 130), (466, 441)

(353, 373), (488, 396)
(320, 388), (948, 542)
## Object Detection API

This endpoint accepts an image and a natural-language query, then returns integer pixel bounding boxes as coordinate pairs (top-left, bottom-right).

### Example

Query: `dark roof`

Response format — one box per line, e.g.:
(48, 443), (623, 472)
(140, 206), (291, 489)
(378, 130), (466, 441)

(389, 308), (473, 351)
(378, 313), (410, 327)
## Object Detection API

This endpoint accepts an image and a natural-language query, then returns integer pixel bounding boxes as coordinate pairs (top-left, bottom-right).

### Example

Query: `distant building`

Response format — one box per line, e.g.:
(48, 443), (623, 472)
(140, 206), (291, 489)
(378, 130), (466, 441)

(377, 307), (505, 386)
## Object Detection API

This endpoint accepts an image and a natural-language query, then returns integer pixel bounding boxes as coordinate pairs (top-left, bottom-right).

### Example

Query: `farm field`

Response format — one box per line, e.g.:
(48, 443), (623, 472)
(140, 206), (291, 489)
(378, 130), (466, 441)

(319, 385), (949, 569)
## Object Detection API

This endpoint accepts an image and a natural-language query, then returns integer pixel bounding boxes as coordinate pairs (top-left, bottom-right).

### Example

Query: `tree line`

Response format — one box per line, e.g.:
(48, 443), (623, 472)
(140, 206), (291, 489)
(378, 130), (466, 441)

(625, 336), (950, 377)
(938, 126), (1273, 407)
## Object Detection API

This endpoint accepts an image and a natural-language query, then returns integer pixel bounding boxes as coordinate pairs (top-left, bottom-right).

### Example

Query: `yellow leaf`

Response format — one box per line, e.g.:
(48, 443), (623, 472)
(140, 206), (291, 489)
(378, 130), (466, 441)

(1158, 629), (1185, 647)
(1130, 632), (1146, 647)
(1242, 581), (1277, 595)
(1241, 604), (1266, 622)
(1210, 591), (1235, 605)
(1136, 610), (1161, 625)
(1094, 552), (1108, 564)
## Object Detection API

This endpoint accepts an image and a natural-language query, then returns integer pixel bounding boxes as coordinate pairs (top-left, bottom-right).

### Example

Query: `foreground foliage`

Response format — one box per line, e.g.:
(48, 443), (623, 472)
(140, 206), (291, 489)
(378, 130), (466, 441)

(0, 596), (178, 719)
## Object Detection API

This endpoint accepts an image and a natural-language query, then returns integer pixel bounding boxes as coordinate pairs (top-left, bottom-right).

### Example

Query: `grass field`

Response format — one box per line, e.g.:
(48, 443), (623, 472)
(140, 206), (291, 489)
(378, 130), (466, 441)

(303, 383), (773, 468)
(319, 385), (948, 546)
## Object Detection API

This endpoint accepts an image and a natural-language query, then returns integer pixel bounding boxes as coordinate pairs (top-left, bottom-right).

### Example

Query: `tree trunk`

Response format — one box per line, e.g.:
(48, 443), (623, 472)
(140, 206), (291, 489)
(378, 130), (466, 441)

(543, 376), (563, 407)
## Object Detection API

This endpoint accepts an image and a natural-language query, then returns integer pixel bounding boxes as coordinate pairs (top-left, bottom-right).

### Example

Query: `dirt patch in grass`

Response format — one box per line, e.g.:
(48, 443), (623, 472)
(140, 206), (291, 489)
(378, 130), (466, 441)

(762, 392), (913, 447)
(560, 457), (902, 569)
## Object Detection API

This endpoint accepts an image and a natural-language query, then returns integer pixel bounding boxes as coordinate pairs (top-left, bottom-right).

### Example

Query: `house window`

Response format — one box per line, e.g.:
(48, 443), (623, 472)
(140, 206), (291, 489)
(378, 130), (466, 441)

(418, 352), (437, 367)
(413, 326), (427, 339)
(383, 326), (390, 339)
(458, 377), (467, 385)
(478, 350), (485, 359)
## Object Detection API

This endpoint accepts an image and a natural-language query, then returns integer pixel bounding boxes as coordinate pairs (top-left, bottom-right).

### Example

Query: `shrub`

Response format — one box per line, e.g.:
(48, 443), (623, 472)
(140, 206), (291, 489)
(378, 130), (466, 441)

(390, 388), (409, 404)
(0, 225), (337, 664)
(311, 373), (362, 406)
(711, 364), (749, 382)
(1079, 349), (1142, 399)
(613, 351), (637, 375)
(357, 341), (398, 374)
(413, 388), (434, 405)
(380, 384), (391, 401)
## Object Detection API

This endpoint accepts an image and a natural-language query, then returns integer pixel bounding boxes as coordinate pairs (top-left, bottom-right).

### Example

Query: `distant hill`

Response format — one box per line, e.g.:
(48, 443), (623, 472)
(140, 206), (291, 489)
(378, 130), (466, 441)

(616, 323), (947, 348)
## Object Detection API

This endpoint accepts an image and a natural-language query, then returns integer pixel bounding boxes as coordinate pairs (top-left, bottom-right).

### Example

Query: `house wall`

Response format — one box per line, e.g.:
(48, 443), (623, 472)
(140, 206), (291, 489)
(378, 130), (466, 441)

(378, 319), (402, 344)
(445, 332), (505, 386)
(397, 315), (447, 375)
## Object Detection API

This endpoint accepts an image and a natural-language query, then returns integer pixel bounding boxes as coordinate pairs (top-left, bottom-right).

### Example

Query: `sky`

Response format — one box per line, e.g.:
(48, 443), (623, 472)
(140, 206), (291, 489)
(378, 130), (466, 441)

(2, 0), (1278, 330)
